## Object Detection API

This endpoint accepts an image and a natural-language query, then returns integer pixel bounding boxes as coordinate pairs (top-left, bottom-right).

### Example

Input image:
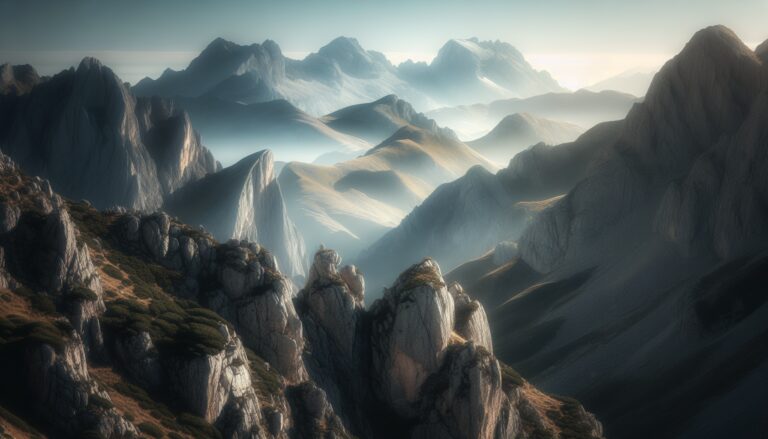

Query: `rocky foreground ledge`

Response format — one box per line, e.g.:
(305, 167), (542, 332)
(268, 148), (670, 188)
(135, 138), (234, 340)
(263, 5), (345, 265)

(0, 150), (602, 439)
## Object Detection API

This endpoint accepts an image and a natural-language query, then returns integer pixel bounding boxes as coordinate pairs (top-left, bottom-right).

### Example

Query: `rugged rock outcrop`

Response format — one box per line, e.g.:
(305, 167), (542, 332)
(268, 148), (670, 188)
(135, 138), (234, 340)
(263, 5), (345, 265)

(412, 343), (504, 439)
(0, 57), (218, 210)
(296, 248), (370, 434)
(114, 211), (309, 384)
(22, 336), (138, 437)
(165, 149), (307, 280)
(0, 159), (106, 356)
(369, 259), (457, 418)
(448, 283), (493, 352)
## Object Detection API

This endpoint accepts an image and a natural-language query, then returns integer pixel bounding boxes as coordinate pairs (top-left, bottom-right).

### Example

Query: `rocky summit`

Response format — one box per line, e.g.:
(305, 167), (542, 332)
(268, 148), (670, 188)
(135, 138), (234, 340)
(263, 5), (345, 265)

(0, 150), (602, 438)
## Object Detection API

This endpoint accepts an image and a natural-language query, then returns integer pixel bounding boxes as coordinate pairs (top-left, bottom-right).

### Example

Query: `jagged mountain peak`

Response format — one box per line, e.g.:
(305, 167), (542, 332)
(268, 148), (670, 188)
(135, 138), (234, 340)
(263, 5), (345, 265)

(438, 37), (525, 63)
(318, 36), (367, 54)
(620, 25), (765, 177)
(310, 35), (392, 78)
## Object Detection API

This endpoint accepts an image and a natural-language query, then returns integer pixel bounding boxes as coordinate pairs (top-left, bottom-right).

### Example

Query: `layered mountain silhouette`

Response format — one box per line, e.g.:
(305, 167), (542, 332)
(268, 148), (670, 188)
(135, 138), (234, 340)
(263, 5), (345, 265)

(586, 69), (655, 97)
(357, 120), (622, 295)
(279, 123), (496, 259)
(133, 36), (564, 115)
(428, 89), (638, 139)
(168, 96), (371, 165)
(438, 26), (768, 439)
(467, 113), (584, 164)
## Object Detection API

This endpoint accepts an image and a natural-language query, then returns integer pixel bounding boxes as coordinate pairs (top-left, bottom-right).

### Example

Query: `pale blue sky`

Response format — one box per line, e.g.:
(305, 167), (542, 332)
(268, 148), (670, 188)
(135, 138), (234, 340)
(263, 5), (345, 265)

(1, 0), (766, 88)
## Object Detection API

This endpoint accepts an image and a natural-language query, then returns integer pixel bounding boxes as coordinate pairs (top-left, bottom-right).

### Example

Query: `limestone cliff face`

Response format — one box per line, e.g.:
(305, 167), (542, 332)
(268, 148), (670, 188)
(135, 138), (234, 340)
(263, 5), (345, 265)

(165, 150), (307, 280)
(0, 58), (218, 210)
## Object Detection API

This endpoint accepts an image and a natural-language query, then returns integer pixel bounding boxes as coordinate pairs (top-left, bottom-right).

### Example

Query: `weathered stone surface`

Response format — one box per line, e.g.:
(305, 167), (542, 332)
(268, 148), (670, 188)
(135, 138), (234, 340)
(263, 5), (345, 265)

(297, 248), (370, 434)
(24, 337), (138, 438)
(449, 283), (493, 353)
(111, 331), (162, 390)
(370, 258), (455, 418)
(165, 325), (263, 437)
(413, 343), (505, 439)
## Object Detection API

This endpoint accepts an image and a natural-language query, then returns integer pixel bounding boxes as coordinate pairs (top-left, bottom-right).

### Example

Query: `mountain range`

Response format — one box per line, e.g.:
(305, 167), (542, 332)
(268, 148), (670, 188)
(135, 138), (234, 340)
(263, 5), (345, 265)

(279, 122), (496, 259)
(428, 89), (639, 139)
(133, 36), (564, 116)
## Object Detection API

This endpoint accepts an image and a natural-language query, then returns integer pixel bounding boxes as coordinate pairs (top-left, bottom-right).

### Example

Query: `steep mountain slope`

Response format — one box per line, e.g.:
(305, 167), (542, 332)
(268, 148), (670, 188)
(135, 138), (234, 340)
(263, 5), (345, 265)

(279, 125), (497, 259)
(134, 36), (563, 116)
(0, 151), (602, 439)
(357, 120), (622, 297)
(428, 89), (638, 139)
(0, 58), (219, 210)
(453, 26), (768, 439)
(164, 150), (307, 280)
(169, 96), (370, 164)
(467, 113), (584, 164)
(400, 38), (564, 106)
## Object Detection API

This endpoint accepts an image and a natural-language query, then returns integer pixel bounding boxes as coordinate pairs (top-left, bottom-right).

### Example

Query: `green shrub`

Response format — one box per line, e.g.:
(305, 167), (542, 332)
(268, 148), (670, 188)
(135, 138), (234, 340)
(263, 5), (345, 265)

(28, 294), (57, 315)
(88, 394), (114, 410)
(67, 285), (99, 302)
(0, 315), (69, 352)
(138, 421), (163, 438)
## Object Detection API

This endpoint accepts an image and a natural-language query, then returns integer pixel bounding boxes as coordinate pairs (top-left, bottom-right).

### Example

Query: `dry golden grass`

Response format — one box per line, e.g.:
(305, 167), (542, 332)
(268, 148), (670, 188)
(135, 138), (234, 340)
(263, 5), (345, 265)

(521, 383), (565, 436)
(0, 289), (57, 324)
